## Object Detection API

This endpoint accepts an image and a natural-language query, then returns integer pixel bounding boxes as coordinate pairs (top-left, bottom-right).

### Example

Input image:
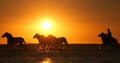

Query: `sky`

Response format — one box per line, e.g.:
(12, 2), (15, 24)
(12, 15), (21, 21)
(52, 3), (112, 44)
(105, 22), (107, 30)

(0, 0), (120, 44)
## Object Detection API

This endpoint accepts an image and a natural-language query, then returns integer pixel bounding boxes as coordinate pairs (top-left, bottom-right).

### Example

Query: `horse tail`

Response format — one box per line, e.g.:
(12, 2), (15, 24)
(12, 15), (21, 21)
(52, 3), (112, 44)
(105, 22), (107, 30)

(112, 37), (119, 44)
(23, 39), (27, 45)
(22, 39), (28, 49)
(21, 38), (27, 45)
(62, 37), (69, 46)
(65, 39), (69, 46)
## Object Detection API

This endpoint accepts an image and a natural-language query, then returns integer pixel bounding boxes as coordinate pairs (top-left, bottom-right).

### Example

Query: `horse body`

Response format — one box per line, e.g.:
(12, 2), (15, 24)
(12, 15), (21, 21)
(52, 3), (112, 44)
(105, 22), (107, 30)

(55, 37), (68, 49)
(8, 37), (25, 45)
(1, 32), (26, 50)
(33, 34), (46, 50)
(98, 32), (119, 50)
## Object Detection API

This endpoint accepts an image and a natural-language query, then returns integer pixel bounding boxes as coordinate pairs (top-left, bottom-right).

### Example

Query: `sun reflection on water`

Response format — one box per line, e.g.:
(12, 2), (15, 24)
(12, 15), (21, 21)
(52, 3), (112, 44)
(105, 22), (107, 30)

(40, 57), (55, 63)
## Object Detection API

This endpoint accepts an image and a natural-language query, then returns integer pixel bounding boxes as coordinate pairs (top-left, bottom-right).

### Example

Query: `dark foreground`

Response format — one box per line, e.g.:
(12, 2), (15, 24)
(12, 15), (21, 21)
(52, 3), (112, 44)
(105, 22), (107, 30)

(0, 44), (120, 63)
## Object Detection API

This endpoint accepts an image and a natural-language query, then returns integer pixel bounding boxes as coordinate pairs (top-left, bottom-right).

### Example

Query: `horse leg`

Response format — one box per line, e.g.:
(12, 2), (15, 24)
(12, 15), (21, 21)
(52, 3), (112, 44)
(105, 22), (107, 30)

(60, 42), (67, 50)
(18, 43), (23, 50)
(101, 44), (107, 51)
(21, 43), (26, 50)
(40, 44), (46, 52)
(109, 44), (113, 50)
(99, 44), (103, 51)
(43, 44), (50, 52)
(36, 44), (41, 50)
(114, 43), (120, 50)
(6, 44), (11, 50)
(47, 44), (53, 50)
(105, 45), (109, 51)
(61, 44), (65, 49)
(6, 44), (9, 49)
(117, 44), (120, 50)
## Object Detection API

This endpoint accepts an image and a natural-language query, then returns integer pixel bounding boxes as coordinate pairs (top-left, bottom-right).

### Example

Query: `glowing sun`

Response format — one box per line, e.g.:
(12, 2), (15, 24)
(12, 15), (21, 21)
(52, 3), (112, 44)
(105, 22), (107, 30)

(41, 20), (51, 30)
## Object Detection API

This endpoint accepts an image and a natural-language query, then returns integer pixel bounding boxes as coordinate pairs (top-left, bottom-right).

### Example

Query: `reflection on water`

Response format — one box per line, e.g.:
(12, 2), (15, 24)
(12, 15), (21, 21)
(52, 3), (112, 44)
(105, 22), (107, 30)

(40, 57), (55, 63)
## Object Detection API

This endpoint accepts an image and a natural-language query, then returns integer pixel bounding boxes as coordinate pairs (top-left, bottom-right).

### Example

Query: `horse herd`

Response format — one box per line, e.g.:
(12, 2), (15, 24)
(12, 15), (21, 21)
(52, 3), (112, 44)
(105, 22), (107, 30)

(1, 32), (120, 51)
(1, 32), (68, 51)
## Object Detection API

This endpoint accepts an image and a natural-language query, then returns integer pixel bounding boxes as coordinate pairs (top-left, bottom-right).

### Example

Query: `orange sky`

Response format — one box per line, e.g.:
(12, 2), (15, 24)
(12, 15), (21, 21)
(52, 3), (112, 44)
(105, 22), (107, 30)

(0, 0), (120, 44)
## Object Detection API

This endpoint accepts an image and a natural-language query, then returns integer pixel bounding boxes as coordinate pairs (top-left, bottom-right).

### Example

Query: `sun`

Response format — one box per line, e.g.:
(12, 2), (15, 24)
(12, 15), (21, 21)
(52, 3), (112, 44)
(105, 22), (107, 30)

(41, 20), (51, 30)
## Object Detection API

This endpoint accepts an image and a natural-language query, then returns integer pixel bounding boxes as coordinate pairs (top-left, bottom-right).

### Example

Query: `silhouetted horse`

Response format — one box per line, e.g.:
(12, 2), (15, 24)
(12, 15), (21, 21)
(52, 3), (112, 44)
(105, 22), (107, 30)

(33, 33), (68, 51)
(1, 32), (26, 50)
(46, 35), (68, 50)
(33, 33), (46, 51)
(98, 32), (120, 50)
(55, 37), (69, 49)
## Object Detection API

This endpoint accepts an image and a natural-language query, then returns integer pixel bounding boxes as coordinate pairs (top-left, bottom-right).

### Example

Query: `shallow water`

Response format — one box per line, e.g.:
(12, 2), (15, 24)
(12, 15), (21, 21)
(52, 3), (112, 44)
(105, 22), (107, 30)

(0, 44), (120, 63)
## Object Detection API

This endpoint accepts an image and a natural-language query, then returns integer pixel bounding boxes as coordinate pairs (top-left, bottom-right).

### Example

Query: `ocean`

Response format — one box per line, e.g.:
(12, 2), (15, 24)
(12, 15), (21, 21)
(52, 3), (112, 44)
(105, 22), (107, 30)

(0, 44), (120, 63)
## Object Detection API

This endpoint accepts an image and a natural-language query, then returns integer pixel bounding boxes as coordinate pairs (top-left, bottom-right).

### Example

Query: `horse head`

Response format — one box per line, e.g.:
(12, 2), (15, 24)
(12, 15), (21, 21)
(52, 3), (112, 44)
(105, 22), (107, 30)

(1, 32), (12, 38)
(33, 33), (39, 38)
(98, 32), (106, 37)
(33, 33), (45, 40)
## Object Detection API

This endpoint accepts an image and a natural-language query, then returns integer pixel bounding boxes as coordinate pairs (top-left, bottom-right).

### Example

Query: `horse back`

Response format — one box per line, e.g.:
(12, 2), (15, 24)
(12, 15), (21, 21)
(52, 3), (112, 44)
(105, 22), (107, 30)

(111, 37), (119, 44)
(13, 37), (25, 42)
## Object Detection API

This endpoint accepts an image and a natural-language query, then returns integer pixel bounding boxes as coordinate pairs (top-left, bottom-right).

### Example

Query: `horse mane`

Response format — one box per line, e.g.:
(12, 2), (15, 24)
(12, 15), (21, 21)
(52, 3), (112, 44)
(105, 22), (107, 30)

(5, 32), (13, 38)
(34, 33), (45, 40)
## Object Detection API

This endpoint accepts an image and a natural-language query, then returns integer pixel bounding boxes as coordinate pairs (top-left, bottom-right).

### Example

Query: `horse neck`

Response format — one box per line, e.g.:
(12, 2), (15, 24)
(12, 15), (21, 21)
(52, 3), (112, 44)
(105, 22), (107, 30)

(36, 36), (45, 41)
(100, 36), (108, 44)
(100, 35), (104, 39)
(6, 35), (13, 40)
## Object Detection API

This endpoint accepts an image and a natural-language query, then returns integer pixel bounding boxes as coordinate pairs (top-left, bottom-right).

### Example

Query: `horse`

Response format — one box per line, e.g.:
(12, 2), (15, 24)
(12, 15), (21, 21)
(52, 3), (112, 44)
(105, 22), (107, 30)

(33, 33), (47, 51)
(55, 37), (69, 49)
(98, 32), (120, 50)
(44, 35), (69, 50)
(46, 34), (57, 50)
(1, 32), (26, 50)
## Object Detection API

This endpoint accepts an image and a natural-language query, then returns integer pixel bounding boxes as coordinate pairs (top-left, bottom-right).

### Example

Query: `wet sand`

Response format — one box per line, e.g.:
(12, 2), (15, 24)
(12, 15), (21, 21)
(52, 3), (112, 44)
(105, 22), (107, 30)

(0, 44), (120, 63)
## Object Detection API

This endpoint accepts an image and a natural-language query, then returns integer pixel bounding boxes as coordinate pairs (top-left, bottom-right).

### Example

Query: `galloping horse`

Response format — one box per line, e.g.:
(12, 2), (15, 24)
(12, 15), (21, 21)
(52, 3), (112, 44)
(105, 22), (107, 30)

(33, 33), (69, 51)
(98, 32), (119, 50)
(33, 33), (46, 50)
(55, 37), (69, 49)
(46, 35), (68, 50)
(1, 32), (26, 50)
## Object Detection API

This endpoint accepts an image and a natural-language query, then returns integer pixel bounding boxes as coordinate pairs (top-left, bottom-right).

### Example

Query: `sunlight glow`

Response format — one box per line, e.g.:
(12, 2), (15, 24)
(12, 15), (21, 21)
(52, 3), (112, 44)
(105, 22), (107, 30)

(41, 20), (51, 30)
(34, 17), (57, 36)
(40, 57), (54, 63)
